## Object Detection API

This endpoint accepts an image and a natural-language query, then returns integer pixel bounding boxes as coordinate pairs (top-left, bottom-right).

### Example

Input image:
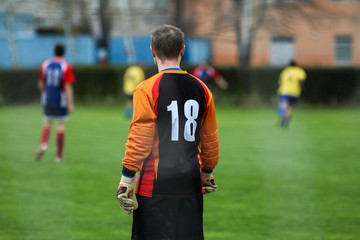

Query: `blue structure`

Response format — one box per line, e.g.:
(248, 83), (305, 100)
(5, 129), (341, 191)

(109, 37), (211, 65)
(0, 13), (211, 68)
(0, 36), (210, 69)
(0, 36), (97, 68)
(109, 37), (153, 65)
(183, 38), (211, 65)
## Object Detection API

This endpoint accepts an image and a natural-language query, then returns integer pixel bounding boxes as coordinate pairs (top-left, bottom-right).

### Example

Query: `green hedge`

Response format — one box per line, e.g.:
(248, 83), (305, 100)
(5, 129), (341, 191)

(0, 68), (39, 104)
(215, 67), (360, 106)
(73, 66), (122, 104)
(301, 68), (360, 105)
(1, 66), (360, 106)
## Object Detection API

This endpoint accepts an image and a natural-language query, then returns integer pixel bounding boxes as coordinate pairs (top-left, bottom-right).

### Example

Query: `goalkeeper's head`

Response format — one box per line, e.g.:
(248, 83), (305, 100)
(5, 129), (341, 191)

(150, 24), (185, 64)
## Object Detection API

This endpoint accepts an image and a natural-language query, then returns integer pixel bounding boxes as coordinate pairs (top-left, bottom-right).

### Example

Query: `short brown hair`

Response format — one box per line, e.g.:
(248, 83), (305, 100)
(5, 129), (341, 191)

(151, 24), (184, 61)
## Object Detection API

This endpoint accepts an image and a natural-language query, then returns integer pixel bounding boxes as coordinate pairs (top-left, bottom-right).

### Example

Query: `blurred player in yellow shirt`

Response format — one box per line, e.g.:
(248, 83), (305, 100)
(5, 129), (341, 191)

(123, 65), (145, 119)
(277, 60), (306, 128)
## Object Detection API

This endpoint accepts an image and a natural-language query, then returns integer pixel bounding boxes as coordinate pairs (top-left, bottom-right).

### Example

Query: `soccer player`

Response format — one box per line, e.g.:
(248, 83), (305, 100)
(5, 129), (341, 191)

(277, 60), (306, 128)
(191, 61), (229, 91)
(35, 43), (75, 162)
(123, 64), (145, 119)
(116, 24), (219, 240)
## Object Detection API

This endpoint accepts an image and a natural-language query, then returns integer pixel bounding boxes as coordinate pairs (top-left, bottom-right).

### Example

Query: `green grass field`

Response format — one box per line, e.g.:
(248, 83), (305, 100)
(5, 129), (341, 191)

(1, 105), (359, 240)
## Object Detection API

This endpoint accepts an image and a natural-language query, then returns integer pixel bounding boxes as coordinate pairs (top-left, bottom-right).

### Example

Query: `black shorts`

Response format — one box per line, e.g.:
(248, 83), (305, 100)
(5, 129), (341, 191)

(132, 194), (204, 240)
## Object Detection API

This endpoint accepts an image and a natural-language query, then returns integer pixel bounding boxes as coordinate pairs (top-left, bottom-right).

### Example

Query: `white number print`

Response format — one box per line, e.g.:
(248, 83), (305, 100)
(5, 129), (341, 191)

(167, 100), (179, 141)
(167, 100), (199, 142)
(184, 100), (199, 142)
(46, 68), (61, 87)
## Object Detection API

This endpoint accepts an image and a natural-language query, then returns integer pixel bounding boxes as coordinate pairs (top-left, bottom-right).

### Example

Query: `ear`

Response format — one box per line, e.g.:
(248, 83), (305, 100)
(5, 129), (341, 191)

(150, 46), (156, 58)
(150, 46), (157, 65)
(180, 45), (185, 57)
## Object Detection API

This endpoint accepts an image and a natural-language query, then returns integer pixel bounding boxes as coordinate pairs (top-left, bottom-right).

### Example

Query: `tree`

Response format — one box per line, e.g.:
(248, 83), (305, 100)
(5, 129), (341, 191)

(174, 0), (184, 31)
(234, 0), (279, 66)
(186, 0), (260, 66)
(61, 0), (78, 64)
(4, 0), (19, 68)
(98, 0), (111, 63)
(118, 0), (136, 63)
(234, 0), (253, 66)
(189, 0), (293, 66)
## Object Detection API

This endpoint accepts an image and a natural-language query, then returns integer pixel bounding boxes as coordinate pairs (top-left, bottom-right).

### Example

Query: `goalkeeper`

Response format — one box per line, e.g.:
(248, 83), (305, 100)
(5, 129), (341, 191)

(116, 24), (219, 240)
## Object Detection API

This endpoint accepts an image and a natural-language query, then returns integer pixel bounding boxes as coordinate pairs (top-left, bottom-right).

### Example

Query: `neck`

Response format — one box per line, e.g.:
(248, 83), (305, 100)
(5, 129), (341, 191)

(156, 58), (181, 72)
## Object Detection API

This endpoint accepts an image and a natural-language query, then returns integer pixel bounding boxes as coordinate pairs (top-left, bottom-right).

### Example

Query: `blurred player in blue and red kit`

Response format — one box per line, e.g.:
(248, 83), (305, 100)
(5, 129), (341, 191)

(35, 43), (75, 162)
(191, 62), (228, 91)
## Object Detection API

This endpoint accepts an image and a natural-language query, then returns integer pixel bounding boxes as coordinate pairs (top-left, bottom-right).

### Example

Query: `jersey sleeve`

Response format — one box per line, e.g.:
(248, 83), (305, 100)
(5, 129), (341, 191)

(122, 86), (157, 174)
(200, 91), (219, 171)
(207, 67), (219, 81)
(300, 68), (307, 81)
(39, 61), (46, 83)
(64, 63), (75, 84)
(190, 68), (198, 77)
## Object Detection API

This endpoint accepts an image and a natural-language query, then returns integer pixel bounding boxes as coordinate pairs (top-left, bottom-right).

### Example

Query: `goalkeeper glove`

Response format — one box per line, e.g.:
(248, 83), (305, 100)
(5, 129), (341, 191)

(116, 174), (138, 214)
(202, 171), (218, 194)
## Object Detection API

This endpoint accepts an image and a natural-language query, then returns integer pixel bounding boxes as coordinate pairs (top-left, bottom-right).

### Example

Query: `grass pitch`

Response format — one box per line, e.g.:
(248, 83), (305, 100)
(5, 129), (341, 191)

(0, 105), (359, 240)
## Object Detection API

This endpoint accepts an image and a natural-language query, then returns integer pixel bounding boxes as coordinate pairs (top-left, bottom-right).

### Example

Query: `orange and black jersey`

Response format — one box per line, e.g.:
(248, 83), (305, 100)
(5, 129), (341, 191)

(122, 68), (219, 198)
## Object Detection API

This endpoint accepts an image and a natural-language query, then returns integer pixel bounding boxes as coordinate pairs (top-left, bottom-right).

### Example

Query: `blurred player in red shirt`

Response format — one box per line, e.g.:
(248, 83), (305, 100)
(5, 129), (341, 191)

(191, 62), (228, 91)
(35, 43), (75, 163)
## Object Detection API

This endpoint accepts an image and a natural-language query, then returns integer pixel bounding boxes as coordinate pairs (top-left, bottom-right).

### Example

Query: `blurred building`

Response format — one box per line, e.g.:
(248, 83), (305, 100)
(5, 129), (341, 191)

(1, 0), (360, 68)
(185, 0), (360, 67)
(252, 0), (360, 67)
(0, 0), (96, 68)
(0, 0), (210, 68)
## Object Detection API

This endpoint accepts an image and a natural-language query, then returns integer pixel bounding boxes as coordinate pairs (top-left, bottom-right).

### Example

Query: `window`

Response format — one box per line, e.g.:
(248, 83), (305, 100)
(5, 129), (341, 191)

(271, 37), (295, 66)
(332, 0), (358, 3)
(335, 36), (352, 65)
(260, 0), (310, 3)
(283, 0), (310, 2)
